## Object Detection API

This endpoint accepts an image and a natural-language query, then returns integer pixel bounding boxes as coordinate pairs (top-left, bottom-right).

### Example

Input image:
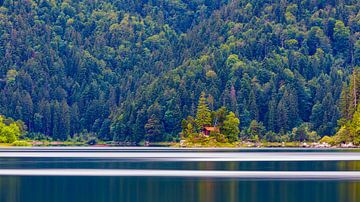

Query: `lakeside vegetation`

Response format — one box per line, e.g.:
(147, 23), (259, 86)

(179, 92), (322, 147)
(1, 0), (360, 146)
(0, 115), (25, 144)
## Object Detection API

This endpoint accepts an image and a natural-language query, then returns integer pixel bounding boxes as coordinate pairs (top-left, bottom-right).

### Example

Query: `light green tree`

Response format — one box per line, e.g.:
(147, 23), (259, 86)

(222, 112), (240, 142)
(0, 116), (22, 143)
(348, 105), (360, 144)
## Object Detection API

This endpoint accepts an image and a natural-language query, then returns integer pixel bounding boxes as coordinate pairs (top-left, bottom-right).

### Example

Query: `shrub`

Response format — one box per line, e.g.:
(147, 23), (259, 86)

(12, 141), (31, 147)
(86, 138), (97, 145)
(319, 136), (335, 145)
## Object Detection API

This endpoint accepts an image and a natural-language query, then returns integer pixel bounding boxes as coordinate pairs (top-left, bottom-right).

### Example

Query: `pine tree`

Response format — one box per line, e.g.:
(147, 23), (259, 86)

(248, 120), (265, 141)
(195, 92), (211, 130)
(321, 93), (338, 135)
(70, 103), (80, 136)
(286, 86), (299, 128)
(144, 114), (164, 142)
(333, 20), (350, 57)
(248, 88), (259, 121)
(266, 95), (277, 132)
(51, 101), (61, 140)
(181, 116), (195, 138)
(277, 97), (289, 131)
(339, 82), (350, 123)
(213, 107), (228, 127)
(266, 78), (277, 132)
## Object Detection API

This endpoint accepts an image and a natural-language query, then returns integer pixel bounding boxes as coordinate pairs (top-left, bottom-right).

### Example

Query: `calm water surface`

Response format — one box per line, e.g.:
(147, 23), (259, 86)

(0, 148), (360, 202)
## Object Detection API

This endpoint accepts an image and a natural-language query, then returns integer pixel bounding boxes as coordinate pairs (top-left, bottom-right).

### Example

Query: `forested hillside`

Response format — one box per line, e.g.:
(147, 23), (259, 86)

(1, 0), (360, 143)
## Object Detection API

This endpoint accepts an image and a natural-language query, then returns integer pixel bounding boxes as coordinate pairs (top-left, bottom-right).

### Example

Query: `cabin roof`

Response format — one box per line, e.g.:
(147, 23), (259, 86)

(203, 126), (219, 132)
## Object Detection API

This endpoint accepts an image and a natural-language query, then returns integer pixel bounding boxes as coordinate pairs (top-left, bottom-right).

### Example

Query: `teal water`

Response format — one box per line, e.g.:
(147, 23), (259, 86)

(0, 148), (360, 202)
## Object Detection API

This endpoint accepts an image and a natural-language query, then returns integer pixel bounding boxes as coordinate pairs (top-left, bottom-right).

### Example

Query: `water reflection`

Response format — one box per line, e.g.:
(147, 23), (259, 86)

(0, 154), (360, 202)
(1, 176), (360, 202)
(3, 158), (360, 171)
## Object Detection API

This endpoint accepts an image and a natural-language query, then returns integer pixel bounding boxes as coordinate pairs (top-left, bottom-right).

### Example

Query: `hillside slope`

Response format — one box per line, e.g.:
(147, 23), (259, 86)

(1, 0), (359, 142)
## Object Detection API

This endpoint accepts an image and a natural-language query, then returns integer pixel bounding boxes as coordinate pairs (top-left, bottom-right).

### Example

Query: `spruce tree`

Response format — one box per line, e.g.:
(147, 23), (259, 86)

(248, 89), (259, 121)
(144, 114), (164, 142)
(277, 97), (289, 131)
(195, 92), (212, 130)
(339, 82), (350, 123)
(266, 96), (277, 132)
(286, 86), (299, 129)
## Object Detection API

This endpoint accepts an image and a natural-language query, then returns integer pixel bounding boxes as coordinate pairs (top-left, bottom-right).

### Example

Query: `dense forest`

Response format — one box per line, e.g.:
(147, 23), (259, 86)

(1, 0), (360, 143)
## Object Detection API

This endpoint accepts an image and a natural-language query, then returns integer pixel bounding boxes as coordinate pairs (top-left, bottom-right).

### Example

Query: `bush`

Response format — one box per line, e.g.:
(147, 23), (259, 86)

(24, 132), (52, 141)
(86, 138), (97, 145)
(213, 132), (227, 143)
(319, 136), (335, 145)
(12, 141), (31, 147)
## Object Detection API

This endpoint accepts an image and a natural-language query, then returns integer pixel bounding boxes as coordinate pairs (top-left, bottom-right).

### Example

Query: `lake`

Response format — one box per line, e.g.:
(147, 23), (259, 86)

(0, 147), (360, 202)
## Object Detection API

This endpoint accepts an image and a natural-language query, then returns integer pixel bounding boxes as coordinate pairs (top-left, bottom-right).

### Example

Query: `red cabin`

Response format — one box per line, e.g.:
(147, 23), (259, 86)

(202, 126), (220, 136)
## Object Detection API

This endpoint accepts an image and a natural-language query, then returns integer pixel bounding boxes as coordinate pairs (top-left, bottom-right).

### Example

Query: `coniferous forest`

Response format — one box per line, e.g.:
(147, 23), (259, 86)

(1, 0), (360, 145)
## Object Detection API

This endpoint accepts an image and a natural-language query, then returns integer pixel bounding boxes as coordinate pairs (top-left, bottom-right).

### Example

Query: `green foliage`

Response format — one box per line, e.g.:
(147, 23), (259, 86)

(320, 136), (335, 145)
(12, 140), (31, 147)
(336, 105), (360, 145)
(291, 123), (319, 142)
(181, 94), (240, 144)
(247, 120), (266, 142)
(0, 115), (23, 143)
(5, 69), (17, 84)
(1, 0), (359, 144)
(195, 92), (212, 130)
(222, 112), (240, 143)
(144, 115), (164, 142)
(336, 69), (360, 145)
(333, 20), (350, 56)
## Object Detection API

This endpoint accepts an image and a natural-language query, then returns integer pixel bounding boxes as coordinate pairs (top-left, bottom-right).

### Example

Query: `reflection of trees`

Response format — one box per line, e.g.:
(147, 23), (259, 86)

(2, 161), (360, 201)
(0, 177), (20, 202)
(338, 161), (360, 201)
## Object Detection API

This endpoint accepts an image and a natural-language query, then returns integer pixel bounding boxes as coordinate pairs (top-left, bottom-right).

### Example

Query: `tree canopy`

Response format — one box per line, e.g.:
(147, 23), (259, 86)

(0, 0), (360, 143)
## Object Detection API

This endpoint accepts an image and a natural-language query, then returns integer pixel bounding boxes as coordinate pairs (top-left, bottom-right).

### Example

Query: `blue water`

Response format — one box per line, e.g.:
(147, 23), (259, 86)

(0, 148), (359, 202)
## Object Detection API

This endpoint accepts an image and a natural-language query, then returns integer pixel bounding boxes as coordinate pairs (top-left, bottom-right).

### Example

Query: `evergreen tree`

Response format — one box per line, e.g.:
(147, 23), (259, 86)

(339, 82), (350, 124)
(70, 103), (80, 136)
(213, 107), (228, 127)
(248, 88), (259, 121)
(111, 115), (129, 143)
(266, 95), (277, 132)
(144, 114), (164, 142)
(333, 20), (350, 57)
(277, 97), (289, 132)
(195, 92), (211, 130)
(60, 100), (70, 140)
(248, 120), (266, 142)
(180, 116), (195, 139)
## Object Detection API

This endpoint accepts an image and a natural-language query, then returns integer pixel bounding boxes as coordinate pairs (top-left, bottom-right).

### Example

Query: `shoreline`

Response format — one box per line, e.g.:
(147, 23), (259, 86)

(0, 141), (359, 149)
